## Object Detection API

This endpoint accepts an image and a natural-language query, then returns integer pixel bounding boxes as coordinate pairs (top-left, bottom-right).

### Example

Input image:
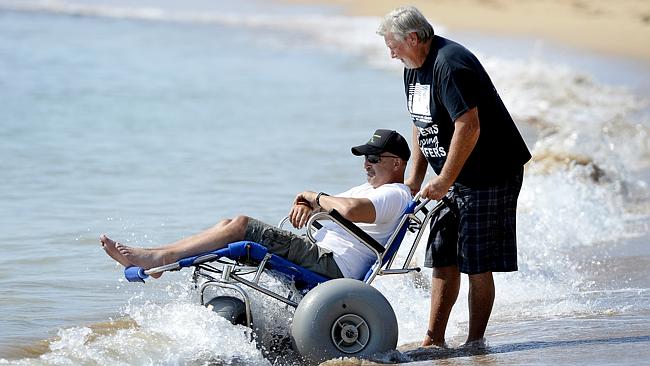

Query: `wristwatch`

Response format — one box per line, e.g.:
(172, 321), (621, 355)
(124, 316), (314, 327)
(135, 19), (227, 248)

(316, 192), (329, 207)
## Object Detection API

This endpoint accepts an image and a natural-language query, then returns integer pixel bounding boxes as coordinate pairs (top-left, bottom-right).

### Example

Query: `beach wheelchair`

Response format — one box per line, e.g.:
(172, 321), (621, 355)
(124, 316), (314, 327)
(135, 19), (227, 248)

(124, 194), (453, 363)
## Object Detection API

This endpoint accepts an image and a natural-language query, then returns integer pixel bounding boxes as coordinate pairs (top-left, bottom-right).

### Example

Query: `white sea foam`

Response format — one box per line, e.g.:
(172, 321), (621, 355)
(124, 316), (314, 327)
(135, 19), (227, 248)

(0, 279), (273, 365)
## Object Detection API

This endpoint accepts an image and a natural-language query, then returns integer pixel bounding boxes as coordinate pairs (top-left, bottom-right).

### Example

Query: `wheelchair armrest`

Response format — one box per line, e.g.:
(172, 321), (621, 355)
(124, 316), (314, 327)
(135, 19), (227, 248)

(278, 215), (322, 230)
(305, 209), (385, 255)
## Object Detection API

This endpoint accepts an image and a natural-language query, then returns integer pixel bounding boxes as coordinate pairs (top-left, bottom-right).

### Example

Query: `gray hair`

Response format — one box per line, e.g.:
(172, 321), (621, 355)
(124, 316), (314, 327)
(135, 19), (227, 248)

(377, 6), (434, 42)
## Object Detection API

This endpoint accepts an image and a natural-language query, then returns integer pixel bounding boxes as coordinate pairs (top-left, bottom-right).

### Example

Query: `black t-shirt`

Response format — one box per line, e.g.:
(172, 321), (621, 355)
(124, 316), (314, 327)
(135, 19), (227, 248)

(404, 36), (531, 188)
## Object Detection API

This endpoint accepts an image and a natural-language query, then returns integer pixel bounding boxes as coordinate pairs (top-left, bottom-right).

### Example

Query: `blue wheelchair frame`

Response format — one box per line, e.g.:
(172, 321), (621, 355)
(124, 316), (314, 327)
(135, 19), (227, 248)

(124, 195), (451, 330)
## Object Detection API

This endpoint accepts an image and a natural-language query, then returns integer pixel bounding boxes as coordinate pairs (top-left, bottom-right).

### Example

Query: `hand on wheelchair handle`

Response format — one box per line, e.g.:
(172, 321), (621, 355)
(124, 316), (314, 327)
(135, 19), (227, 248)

(420, 177), (453, 200)
(289, 201), (314, 229)
(293, 191), (318, 208)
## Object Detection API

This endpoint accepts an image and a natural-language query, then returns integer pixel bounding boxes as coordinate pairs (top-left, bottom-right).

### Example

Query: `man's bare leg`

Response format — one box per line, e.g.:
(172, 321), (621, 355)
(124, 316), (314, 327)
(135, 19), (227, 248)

(466, 271), (494, 345)
(105, 216), (249, 271)
(422, 265), (460, 347)
(149, 219), (234, 251)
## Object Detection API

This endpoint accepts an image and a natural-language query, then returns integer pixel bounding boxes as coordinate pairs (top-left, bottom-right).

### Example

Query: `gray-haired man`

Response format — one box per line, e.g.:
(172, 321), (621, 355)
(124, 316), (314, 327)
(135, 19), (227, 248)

(378, 6), (531, 347)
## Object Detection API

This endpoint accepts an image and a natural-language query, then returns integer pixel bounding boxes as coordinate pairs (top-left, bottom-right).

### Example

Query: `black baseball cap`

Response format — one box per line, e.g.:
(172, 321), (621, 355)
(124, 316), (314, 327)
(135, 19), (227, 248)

(351, 129), (411, 161)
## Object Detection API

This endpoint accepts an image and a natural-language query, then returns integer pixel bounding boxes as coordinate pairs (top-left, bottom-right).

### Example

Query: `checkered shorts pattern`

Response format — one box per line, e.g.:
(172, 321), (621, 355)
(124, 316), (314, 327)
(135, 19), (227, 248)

(424, 168), (524, 274)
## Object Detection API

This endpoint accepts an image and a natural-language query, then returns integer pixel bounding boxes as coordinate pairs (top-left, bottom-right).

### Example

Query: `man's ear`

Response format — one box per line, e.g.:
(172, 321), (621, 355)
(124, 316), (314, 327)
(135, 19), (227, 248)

(409, 32), (418, 45)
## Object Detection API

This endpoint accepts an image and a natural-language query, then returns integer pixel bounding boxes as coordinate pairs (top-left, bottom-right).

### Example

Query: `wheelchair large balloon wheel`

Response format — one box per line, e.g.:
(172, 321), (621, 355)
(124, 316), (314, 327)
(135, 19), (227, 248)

(291, 278), (398, 363)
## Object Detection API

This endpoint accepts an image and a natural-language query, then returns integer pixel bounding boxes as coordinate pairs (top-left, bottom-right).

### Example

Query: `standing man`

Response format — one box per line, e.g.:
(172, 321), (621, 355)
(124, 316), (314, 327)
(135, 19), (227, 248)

(377, 6), (531, 347)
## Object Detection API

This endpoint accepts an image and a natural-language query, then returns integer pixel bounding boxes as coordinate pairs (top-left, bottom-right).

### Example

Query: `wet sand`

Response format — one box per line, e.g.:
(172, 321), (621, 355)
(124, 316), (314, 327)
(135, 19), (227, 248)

(281, 0), (650, 64)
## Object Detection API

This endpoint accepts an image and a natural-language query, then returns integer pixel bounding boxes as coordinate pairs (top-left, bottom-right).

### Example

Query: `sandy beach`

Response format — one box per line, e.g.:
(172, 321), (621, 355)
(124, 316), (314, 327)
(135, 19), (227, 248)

(283, 0), (650, 63)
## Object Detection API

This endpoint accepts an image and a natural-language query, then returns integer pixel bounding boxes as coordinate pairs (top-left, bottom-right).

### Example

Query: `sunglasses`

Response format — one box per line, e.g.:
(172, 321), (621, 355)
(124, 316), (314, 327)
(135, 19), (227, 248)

(365, 154), (399, 164)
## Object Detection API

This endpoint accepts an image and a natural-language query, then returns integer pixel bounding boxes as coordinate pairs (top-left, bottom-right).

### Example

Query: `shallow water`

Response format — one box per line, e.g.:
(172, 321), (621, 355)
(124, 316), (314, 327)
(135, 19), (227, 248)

(0, 0), (649, 364)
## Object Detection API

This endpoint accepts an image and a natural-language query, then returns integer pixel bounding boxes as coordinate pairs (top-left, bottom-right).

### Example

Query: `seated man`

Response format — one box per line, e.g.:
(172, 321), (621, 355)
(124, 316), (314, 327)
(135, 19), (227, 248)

(101, 129), (412, 280)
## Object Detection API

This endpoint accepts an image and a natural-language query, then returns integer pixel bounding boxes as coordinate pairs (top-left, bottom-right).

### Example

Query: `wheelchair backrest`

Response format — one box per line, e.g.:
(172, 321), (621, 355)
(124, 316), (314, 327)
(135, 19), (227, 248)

(361, 199), (418, 282)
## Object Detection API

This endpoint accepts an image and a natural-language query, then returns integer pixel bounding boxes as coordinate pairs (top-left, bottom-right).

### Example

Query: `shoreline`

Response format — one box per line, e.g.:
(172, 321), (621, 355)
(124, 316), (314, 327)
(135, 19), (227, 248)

(281, 0), (650, 66)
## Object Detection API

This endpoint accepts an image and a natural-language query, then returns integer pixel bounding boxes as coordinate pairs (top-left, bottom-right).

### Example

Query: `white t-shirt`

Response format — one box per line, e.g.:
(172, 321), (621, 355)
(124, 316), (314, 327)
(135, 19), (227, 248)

(315, 182), (412, 279)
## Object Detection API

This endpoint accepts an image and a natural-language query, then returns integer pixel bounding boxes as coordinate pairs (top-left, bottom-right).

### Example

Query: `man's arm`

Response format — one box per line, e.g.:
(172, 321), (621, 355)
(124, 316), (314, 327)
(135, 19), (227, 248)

(420, 107), (480, 200)
(289, 192), (376, 229)
(405, 124), (429, 195)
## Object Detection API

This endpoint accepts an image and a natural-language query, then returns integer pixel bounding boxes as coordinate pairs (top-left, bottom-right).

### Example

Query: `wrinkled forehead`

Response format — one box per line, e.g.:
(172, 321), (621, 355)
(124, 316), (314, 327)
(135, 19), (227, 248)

(383, 32), (398, 44)
(383, 33), (404, 49)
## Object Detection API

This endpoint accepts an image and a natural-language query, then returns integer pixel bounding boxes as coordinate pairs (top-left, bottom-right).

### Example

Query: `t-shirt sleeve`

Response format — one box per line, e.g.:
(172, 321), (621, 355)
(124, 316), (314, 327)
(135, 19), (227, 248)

(436, 58), (479, 122)
(335, 187), (354, 198)
(366, 185), (409, 224)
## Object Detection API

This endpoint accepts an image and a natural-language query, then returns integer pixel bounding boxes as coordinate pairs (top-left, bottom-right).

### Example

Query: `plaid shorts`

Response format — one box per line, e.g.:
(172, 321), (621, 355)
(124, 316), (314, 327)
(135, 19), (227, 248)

(424, 168), (524, 274)
(244, 218), (344, 279)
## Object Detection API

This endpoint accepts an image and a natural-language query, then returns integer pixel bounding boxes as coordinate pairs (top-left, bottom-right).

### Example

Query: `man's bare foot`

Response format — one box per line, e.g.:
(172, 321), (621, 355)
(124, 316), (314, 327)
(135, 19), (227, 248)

(421, 340), (448, 348)
(421, 331), (447, 348)
(459, 338), (487, 349)
(100, 234), (133, 267)
(115, 242), (167, 270)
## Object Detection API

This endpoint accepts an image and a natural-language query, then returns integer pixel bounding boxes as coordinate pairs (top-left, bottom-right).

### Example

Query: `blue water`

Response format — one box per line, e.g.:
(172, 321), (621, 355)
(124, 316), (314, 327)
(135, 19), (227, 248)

(1, 0), (649, 364)
(0, 1), (409, 357)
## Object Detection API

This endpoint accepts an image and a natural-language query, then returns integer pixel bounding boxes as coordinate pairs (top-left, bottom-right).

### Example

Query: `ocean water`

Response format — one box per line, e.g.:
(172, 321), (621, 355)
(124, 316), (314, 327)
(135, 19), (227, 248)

(0, 0), (649, 365)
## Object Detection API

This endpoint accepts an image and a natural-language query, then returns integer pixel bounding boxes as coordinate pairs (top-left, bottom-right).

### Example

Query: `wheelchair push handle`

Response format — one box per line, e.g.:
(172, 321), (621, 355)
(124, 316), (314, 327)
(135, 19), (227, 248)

(413, 192), (430, 204)
(413, 188), (454, 204)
